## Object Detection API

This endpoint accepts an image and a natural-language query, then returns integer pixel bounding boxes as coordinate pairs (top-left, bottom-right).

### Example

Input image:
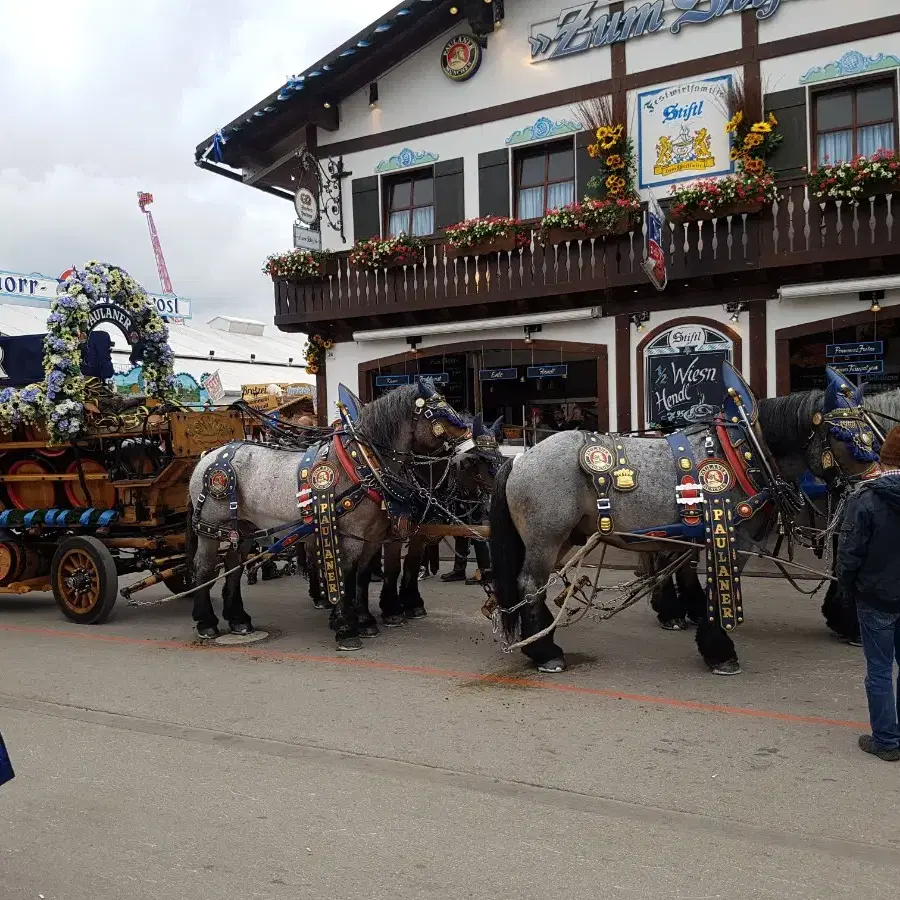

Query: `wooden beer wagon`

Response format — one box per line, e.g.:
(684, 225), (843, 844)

(0, 261), (244, 623)
(0, 393), (243, 623)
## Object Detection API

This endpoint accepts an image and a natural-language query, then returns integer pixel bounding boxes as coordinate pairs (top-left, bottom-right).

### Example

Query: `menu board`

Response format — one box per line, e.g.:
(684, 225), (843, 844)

(644, 324), (733, 430)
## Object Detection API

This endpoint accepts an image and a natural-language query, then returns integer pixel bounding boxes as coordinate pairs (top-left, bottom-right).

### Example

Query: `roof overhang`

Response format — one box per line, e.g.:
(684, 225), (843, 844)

(193, 0), (504, 198)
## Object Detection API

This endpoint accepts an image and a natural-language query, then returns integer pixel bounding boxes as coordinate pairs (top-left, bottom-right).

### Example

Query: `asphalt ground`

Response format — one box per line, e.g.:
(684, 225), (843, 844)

(1, 559), (898, 900)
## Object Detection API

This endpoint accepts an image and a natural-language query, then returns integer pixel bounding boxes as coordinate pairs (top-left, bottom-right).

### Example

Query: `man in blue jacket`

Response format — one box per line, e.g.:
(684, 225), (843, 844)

(836, 426), (900, 761)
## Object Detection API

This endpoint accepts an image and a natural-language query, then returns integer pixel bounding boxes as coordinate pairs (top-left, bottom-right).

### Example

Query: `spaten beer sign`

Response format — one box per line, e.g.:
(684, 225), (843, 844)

(528, 0), (785, 63)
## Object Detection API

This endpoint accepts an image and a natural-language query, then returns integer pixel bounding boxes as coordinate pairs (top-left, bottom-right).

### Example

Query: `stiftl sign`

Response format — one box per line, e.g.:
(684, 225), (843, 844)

(529, 0), (784, 63)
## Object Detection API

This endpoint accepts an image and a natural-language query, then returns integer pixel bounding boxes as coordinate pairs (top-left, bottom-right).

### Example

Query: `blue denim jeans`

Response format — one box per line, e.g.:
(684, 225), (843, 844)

(856, 601), (900, 750)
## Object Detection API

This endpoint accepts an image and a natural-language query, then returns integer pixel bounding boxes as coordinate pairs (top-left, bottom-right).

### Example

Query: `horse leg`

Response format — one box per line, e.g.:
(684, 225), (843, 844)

(355, 550), (381, 638)
(191, 535), (221, 639)
(379, 542), (405, 627)
(646, 554), (688, 631)
(400, 539), (427, 618)
(222, 542), (254, 635)
(675, 553), (706, 626)
(330, 538), (365, 652)
(518, 545), (567, 674)
(821, 582), (861, 643)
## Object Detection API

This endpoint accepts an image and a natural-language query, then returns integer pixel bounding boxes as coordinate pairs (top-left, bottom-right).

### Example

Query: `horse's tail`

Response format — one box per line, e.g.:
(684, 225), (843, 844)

(183, 500), (198, 593)
(489, 459), (524, 640)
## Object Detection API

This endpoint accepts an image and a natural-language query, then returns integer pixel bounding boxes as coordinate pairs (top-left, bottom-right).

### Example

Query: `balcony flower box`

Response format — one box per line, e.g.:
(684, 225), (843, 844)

(442, 217), (530, 258)
(539, 197), (642, 246)
(263, 250), (337, 281)
(349, 234), (424, 271)
(668, 172), (777, 224)
(806, 150), (900, 203)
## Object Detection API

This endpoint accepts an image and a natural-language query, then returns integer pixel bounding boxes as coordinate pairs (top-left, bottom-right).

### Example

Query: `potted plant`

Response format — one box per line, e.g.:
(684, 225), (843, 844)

(263, 249), (338, 280)
(349, 234), (424, 270)
(442, 216), (530, 257)
(806, 149), (900, 202)
(540, 196), (643, 245)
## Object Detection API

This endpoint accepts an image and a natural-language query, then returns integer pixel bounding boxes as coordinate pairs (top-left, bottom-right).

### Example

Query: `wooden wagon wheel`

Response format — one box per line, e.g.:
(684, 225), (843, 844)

(51, 536), (118, 624)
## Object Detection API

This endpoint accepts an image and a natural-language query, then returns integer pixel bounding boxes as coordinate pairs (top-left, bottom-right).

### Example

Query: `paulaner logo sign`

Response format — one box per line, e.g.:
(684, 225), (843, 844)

(529, 0), (783, 62)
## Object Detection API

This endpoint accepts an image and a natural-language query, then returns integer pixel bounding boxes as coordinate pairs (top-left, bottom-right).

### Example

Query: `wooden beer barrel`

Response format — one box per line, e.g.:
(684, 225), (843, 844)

(65, 459), (117, 509)
(5, 459), (57, 510)
(0, 541), (23, 586)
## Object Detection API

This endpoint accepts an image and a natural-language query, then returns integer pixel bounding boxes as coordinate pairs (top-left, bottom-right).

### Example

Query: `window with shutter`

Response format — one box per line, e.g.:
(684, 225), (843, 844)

(383, 170), (435, 237)
(478, 149), (511, 218)
(351, 175), (381, 242)
(812, 78), (897, 165)
(514, 140), (575, 219)
(764, 88), (808, 181)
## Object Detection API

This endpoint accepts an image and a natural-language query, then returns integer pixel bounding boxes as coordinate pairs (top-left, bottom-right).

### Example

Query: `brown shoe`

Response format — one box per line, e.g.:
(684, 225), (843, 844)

(858, 735), (900, 761)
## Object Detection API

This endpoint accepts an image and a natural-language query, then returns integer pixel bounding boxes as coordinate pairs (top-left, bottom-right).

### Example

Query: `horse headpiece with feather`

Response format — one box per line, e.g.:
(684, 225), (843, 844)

(821, 366), (879, 464)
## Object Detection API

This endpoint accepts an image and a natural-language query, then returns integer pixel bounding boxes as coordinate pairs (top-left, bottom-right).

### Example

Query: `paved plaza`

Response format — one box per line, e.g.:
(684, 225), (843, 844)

(1, 563), (898, 899)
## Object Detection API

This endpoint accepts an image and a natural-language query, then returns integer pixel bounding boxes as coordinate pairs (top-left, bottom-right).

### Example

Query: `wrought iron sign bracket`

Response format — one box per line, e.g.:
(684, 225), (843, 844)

(297, 145), (351, 243)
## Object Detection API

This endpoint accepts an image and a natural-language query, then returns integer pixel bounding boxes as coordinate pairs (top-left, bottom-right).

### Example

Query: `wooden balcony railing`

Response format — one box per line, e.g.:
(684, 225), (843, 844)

(273, 186), (899, 334)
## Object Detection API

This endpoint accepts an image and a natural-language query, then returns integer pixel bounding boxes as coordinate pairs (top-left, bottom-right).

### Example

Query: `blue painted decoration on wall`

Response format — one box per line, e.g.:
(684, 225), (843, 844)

(800, 50), (900, 85)
(375, 148), (440, 173)
(506, 116), (582, 145)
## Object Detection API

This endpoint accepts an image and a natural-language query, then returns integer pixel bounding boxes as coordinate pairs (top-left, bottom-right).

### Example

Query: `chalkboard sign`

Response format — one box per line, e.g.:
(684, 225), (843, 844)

(375, 374), (411, 388)
(644, 324), (733, 429)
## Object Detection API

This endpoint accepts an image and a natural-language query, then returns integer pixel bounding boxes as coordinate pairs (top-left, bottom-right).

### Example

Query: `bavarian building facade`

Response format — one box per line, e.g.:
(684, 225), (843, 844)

(197, 0), (900, 436)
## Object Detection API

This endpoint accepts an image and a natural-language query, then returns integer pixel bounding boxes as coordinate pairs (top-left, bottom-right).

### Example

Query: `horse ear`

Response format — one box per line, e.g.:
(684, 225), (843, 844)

(471, 412), (484, 435)
(417, 378), (436, 399)
(491, 417), (504, 438)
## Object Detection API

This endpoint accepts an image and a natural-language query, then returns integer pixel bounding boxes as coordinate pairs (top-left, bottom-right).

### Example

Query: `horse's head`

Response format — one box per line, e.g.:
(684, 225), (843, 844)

(807, 367), (880, 483)
(453, 414), (504, 497)
(410, 378), (473, 457)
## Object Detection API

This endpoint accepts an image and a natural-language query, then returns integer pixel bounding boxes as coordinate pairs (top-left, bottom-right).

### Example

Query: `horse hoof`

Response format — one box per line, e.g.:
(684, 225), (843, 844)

(381, 615), (406, 628)
(312, 600), (330, 610)
(711, 659), (742, 676)
(660, 618), (688, 631)
(405, 607), (428, 619)
(229, 622), (254, 636)
(359, 624), (380, 638)
(537, 657), (567, 674)
(195, 625), (219, 640)
(336, 637), (363, 652)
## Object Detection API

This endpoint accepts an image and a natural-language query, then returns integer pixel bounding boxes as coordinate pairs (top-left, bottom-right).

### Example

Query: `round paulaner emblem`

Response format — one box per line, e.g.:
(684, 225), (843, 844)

(441, 34), (482, 83)
(309, 461), (338, 492)
(582, 444), (614, 473)
(207, 468), (231, 499)
(698, 459), (733, 494)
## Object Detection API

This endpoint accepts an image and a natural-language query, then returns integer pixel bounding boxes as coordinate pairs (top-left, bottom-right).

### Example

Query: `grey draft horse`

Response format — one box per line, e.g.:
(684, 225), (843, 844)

(302, 414), (503, 622)
(649, 385), (900, 641)
(489, 385), (876, 675)
(185, 381), (472, 650)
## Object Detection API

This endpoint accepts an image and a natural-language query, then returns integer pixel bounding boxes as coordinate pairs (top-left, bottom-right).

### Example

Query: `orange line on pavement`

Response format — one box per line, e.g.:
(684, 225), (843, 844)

(0, 623), (869, 731)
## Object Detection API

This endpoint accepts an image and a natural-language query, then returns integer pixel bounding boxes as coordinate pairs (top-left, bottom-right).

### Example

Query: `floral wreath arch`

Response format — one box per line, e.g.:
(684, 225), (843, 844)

(0, 261), (177, 444)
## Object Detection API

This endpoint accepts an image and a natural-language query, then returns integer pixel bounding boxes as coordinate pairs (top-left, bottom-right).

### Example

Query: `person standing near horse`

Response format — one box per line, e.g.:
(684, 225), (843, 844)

(836, 425), (900, 762)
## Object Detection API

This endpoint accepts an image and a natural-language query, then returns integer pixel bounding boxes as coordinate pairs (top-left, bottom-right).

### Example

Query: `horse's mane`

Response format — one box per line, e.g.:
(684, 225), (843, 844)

(757, 390), (824, 456)
(864, 386), (900, 423)
(355, 384), (420, 449)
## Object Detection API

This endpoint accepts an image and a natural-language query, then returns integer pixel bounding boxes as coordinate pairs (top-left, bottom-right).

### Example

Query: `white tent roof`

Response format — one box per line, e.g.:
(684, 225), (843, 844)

(0, 303), (310, 392)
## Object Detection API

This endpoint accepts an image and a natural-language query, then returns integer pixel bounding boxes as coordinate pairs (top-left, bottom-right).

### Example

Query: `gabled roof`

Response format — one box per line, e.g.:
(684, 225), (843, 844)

(194, 0), (503, 190)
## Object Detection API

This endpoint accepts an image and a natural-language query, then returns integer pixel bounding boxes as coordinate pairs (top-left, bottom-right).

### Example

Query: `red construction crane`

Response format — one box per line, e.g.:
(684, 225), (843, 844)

(137, 192), (174, 295)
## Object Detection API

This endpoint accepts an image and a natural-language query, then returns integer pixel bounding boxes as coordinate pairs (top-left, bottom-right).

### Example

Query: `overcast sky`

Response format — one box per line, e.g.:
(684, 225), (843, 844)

(0, 0), (394, 323)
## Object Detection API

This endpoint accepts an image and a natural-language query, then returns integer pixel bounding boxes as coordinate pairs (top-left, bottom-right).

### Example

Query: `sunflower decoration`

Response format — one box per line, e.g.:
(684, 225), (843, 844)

(743, 157), (765, 175)
(743, 132), (764, 149)
(725, 111), (744, 134)
(725, 105), (782, 178)
(605, 174), (627, 195)
(585, 119), (636, 201)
